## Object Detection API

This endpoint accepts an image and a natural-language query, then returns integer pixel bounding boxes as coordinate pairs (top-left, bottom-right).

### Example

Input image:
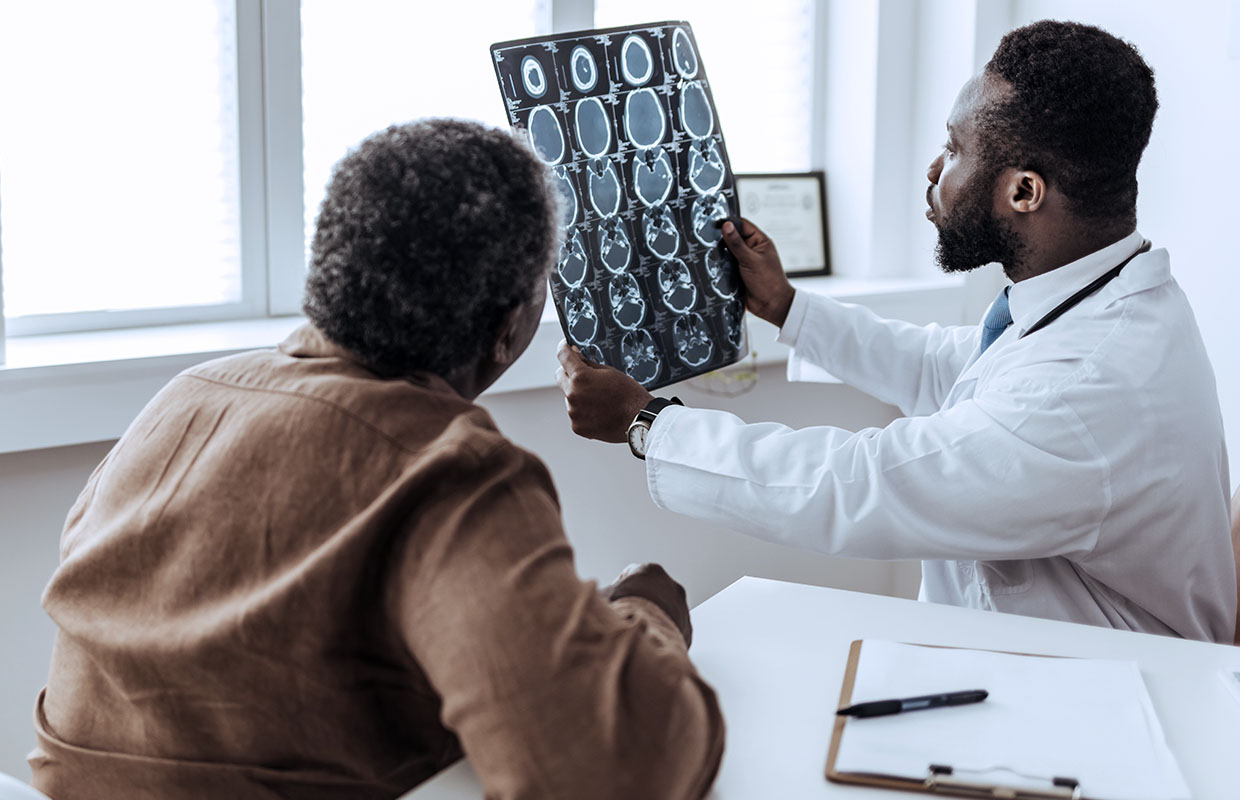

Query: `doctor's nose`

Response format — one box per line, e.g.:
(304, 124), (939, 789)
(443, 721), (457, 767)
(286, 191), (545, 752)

(927, 153), (943, 184)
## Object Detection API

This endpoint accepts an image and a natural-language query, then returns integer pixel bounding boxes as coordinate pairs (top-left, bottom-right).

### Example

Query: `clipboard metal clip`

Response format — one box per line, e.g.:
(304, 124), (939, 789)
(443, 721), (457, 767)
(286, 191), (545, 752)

(925, 765), (1082, 800)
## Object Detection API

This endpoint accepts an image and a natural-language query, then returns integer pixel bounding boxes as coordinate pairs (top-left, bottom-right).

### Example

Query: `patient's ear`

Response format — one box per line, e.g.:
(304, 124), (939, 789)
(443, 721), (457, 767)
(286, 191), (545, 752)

(491, 301), (534, 367)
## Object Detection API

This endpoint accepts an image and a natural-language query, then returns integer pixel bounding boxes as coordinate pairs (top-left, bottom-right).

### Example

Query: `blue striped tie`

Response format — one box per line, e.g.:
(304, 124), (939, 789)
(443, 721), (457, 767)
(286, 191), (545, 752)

(979, 286), (1012, 355)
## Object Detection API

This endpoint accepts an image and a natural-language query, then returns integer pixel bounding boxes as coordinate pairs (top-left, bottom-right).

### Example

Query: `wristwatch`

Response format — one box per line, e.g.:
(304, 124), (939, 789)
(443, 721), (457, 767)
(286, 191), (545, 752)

(627, 396), (684, 460)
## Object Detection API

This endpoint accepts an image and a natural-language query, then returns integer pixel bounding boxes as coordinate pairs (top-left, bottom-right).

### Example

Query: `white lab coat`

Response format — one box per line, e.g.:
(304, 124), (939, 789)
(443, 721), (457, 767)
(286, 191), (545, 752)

(645, 232), (1236, 642)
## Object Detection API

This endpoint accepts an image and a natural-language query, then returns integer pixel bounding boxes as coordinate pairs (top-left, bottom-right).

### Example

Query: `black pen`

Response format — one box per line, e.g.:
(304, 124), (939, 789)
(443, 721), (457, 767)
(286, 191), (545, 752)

(837, 689), (988, 718)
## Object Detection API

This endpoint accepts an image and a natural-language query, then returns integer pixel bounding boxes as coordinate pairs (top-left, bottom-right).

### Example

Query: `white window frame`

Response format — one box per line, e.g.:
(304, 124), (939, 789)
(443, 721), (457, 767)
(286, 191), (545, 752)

(1, 0), (834, 341)
(1, 0), (272, 338)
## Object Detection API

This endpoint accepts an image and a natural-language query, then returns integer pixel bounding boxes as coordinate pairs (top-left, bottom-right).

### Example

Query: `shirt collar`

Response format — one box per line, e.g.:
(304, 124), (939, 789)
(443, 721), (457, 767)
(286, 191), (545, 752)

(1007, 230), (1146, 334)
(278, 322), (456, 394)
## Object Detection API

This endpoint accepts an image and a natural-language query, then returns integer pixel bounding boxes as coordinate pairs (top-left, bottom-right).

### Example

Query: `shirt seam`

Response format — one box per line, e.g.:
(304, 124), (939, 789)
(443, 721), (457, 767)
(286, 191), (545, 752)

(176, 372), (499, 465)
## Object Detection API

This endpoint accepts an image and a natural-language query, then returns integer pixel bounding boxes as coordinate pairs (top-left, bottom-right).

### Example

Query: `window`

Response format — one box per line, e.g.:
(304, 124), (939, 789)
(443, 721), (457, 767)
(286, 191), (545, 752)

(301, 1), (549, 264)
(0, 0), (249, 335)
(0, 0), (825, 343)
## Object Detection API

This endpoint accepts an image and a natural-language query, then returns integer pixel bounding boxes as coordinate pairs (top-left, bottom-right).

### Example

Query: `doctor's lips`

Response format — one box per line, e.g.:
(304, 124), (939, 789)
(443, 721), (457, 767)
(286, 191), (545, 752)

(925, 186), (936, 221)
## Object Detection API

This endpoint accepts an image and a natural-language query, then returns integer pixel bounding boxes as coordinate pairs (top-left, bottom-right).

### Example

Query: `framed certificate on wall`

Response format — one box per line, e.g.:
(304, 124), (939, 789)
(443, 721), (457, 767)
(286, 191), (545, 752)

(734, 171), (831, 277)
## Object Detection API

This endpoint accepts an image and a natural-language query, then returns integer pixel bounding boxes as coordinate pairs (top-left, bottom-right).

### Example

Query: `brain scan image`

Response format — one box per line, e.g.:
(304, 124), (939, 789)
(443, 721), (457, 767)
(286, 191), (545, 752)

(673, 313), (714, 368)
(587, 158), (622, 218)
(493, 23), (746, 389)
(679, 81), (714, 140)
(578, 343), (606, 364)
(565, 288), (599, 345)
(597, 217), (633, 274)
(527, 106), (565, 165)
(632, 146), (674, 207)
(705, 247), (739, 299)
(608, 273), (646, 330)
(574, 97), (612, 158)
(557, 230), (588, 288)
(691, 193), (729, 247)
(570, 45), (598, 92)
(621, 329), (662, 385)
(671, 28), (698, 78)
(623, 87), (666, 149)
(658, 257), (697, 313)
(722, 299), (746, 349)
(688, 138), (726, 195)
(620, 34), (654, 85)
(521, 55), (549, 98)
(642, 205), (681, 259)
(553, 167), (577, 228)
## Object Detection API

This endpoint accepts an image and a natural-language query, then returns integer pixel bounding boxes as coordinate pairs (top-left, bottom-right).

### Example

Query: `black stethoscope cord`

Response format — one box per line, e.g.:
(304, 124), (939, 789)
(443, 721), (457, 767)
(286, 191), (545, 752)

(1018, 240), (1152, 340)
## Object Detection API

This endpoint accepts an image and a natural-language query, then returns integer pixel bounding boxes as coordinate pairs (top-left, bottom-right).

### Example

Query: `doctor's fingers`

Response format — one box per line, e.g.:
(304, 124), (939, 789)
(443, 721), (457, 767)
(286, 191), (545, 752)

(556, 338), (590, 375)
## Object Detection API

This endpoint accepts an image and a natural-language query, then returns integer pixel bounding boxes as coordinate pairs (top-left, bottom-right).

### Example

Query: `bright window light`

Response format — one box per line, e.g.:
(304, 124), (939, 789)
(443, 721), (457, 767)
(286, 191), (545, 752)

(0, 0), (242, 320)
(301, 0), (549, 263)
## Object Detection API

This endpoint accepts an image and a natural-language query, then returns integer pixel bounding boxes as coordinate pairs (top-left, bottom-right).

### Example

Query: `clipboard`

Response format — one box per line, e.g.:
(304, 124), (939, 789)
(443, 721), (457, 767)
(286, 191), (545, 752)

(824, 641), (1091, 800)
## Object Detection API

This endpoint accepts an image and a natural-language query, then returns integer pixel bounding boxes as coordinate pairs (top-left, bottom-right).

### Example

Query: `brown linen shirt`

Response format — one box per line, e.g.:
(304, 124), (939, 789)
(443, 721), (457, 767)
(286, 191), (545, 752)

(31, 324), (724, 800)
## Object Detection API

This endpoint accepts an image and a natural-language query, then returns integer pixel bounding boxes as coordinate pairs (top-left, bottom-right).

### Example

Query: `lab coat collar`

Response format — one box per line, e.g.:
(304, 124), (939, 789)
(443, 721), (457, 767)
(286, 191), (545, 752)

(1007, 230), (1147, 335)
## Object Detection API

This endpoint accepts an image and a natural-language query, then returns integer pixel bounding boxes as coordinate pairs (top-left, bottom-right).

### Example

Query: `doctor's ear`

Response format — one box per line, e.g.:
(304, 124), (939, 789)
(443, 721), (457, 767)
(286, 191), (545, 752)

(1001, 169), (1047, 214)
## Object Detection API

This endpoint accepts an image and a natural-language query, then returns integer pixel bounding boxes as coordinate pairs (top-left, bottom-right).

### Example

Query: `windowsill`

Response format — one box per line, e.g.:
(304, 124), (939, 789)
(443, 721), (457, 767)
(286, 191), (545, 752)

(0, 275), (966, 455)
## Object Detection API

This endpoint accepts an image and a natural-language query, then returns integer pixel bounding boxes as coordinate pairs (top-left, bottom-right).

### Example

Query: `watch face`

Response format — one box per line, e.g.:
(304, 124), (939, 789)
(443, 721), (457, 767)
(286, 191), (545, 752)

(628, 421), (650, 455)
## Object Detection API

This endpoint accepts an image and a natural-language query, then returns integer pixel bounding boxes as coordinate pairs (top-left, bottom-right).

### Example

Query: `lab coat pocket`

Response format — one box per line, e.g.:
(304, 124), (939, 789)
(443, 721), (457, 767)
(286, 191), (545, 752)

(979, 559), (1034, 596)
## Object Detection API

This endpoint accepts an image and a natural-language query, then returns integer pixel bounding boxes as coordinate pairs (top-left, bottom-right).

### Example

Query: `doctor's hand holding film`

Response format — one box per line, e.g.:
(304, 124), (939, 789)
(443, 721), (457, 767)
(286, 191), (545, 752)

(556, 339), (654, 442)
(719, 218), (796, 328)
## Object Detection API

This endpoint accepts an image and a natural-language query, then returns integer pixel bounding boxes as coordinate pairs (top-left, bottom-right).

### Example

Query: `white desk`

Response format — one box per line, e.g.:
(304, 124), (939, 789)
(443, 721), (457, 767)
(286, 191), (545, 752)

(405, 576), (1240, 799)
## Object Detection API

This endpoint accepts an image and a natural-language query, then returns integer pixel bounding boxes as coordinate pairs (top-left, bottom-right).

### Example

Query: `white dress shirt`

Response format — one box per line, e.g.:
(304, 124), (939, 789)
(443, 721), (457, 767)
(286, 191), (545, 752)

(646, 231), (1235, 642)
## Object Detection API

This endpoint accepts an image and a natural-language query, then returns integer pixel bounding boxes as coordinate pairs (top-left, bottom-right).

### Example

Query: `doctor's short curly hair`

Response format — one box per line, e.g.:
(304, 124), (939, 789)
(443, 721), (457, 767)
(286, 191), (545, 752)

(979, 20), (1158, 227)
(303, 118), (560, 376)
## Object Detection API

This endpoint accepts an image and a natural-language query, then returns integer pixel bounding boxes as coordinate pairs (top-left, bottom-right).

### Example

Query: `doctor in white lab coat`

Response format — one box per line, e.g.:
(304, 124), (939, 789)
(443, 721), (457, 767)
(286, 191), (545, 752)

(555, 20), (1236, 643)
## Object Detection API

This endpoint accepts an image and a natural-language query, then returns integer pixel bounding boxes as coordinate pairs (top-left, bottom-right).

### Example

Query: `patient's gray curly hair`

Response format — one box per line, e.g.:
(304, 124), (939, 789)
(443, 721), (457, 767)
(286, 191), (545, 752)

(304, 118), (560, 376)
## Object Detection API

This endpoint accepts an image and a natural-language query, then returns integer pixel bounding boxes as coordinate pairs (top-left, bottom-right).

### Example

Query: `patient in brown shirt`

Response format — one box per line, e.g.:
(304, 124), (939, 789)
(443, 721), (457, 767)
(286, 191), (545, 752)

(31, 119), (724, 799)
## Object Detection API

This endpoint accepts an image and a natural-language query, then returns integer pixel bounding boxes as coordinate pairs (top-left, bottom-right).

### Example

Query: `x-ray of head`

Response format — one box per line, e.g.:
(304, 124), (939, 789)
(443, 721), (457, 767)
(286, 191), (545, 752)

(670, 27), (698, 78)
(624, 87), (666, 149)
(527, 106), (565, 165)
(705, 247), (739, 299)
(722, 298), (746, 349)
(574, 97), (612, 158)
(557, 230), (589, 288)
(643, 205), (680, 259)
(597, 216), (633, 274)
(673, 312), (714, 367)
(553, 167), (578, 228)
(632, 146), (674, 207)
(521, 55), (549, 98)
(493, 22), (746, 390)
(570, 45), (599, 92)
(565, 288), (599, 345)
(578, 343), (606, 364)
(658, 258), (697, 313)
(679, 81), (714, 140)
(587, 157), (622, 217)
(688, 138), (726, 195)
(620, 34), (655, 86)
(621, 329), (662, 385)
(691, 194), (729, 248)
(608, 273), (646, 330)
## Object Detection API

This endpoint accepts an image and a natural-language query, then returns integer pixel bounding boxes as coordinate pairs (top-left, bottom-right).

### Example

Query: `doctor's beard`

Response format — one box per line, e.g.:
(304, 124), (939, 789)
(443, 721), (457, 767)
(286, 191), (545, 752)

(933, 168), (1027, 275)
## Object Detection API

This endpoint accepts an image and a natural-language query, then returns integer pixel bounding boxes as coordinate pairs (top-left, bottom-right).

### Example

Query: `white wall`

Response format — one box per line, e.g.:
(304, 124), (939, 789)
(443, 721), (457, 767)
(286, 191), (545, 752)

(0, 365), (918, 780)
(1006, 0), (1240, 484)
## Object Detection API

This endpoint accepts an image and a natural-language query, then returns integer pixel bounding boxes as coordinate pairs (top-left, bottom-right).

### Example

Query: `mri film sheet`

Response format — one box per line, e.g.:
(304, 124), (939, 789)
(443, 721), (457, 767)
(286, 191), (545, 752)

(492, 21), (748, 390)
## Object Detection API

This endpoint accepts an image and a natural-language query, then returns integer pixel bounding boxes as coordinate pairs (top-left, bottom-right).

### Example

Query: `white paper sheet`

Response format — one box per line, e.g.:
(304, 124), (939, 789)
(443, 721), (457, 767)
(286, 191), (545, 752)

(833, 640), (1190, 800)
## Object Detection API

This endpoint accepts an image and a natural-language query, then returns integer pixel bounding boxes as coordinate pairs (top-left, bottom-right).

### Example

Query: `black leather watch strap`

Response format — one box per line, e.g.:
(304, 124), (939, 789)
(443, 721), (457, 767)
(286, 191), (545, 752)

(635, 396), (684, 425)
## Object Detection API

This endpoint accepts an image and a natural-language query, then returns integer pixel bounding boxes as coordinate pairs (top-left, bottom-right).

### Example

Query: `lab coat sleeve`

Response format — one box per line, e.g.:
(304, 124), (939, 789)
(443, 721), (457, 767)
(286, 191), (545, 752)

(644, 386), (1109, 562)
(778, 290), (978, 417)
